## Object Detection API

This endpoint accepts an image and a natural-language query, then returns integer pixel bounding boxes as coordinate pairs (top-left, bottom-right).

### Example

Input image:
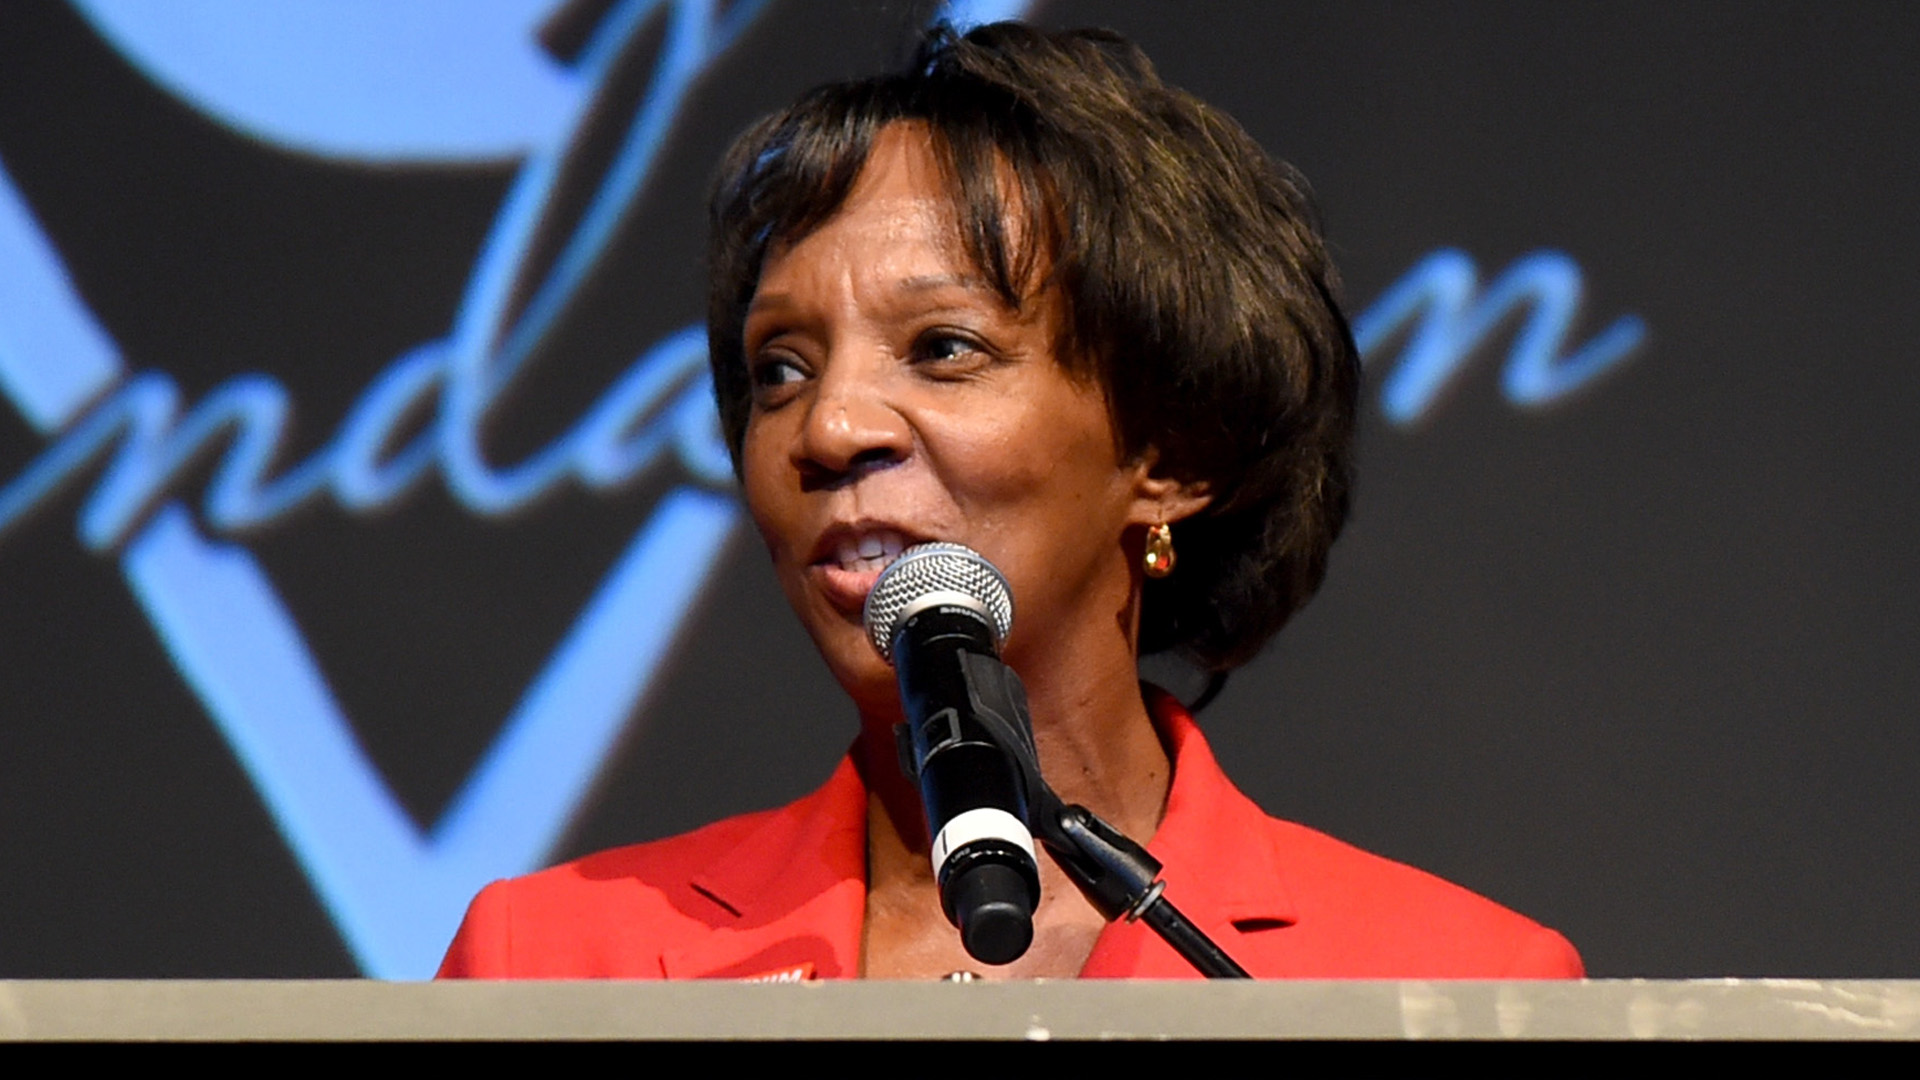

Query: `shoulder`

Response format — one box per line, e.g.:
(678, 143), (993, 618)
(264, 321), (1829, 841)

(438, 755), (869, 980)
(435, 804), (791, 979)
(1253, 814), (1583, 978)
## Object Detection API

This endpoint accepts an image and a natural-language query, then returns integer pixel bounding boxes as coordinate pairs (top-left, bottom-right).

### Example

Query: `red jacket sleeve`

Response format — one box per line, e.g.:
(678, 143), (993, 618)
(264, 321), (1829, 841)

(437, 880), (513, 978)
(1504, 925), (1586, 978)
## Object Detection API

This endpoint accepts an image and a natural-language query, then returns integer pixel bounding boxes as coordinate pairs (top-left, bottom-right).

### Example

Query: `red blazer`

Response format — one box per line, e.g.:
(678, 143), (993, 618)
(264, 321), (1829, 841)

(439, 693), (1582, 979)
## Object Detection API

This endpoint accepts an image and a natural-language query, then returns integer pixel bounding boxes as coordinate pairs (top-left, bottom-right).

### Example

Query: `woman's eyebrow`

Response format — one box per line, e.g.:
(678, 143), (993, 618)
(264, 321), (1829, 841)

(745, 289), (798, 318)
(748, 273), (984, 310)
(896, 273), (990, 295)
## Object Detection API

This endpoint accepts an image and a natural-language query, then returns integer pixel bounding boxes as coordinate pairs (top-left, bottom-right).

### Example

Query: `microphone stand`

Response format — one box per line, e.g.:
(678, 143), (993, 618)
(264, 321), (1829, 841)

(1047, 802), (1249, 979)
(949, 654), (1251, 979)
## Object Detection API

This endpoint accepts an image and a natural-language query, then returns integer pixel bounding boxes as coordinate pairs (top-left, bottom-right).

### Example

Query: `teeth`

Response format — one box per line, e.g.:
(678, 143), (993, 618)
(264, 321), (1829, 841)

(834, 529), (909, 572)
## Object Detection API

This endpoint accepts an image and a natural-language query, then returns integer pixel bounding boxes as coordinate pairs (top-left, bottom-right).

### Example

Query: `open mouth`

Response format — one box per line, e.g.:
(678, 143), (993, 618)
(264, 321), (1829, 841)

(809, 526), (917, 612)
(831, 528), (908, 574)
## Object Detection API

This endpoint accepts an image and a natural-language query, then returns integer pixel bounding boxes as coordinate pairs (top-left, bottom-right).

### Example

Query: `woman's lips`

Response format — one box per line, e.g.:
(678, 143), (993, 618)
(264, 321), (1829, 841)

(809, 527), (910, 614)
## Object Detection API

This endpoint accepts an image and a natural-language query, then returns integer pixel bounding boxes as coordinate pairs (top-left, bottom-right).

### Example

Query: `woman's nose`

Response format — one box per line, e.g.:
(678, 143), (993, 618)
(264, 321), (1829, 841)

(792, 362), (911, 485)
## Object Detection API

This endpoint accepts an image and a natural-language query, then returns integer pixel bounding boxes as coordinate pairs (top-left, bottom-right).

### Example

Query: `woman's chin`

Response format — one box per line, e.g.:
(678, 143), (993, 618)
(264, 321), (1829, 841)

(809, 623), (902, 721)
(785, 584), (901, 721)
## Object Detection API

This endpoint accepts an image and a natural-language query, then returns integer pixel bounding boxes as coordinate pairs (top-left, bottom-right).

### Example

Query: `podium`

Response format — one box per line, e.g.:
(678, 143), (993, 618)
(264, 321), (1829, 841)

(2, 980), (1915, 1040)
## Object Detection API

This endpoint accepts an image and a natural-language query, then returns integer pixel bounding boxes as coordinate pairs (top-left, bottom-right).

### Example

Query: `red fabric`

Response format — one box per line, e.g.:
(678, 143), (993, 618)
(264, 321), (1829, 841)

(438, 692), (1583, 979)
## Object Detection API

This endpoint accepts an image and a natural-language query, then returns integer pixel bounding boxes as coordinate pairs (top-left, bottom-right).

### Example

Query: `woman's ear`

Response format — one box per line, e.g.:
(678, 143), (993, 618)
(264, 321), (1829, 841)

(1127, 451), (1212, 526)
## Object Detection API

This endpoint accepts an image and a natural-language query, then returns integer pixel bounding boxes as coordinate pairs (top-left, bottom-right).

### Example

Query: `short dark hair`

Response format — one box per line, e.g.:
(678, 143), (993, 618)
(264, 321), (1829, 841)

(707, 22), (1359, 672)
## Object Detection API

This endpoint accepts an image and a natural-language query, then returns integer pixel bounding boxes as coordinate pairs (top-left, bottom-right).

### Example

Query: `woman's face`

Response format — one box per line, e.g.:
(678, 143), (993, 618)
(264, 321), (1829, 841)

(739, 124), (1163, 713)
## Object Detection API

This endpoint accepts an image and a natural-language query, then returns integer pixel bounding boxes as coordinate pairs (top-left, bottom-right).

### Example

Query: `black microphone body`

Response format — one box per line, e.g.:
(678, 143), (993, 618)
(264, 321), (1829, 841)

(865, 544), (1040, 966)
(893, 604), (1040, 964)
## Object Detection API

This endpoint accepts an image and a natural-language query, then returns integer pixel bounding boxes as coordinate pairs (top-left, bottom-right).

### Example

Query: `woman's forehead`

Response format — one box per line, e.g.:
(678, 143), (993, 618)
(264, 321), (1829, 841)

(758, 124), (1053, 310)
(769, 126), (963, 255)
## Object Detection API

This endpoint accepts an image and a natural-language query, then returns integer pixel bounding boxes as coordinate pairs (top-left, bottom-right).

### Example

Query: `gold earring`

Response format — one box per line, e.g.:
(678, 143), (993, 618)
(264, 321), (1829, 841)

(1143, 522), (1176, 578)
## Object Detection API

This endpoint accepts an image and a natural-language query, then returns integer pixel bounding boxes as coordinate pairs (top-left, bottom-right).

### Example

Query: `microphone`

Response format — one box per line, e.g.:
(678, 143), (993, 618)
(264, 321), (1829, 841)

(863, 542), (1041, 966)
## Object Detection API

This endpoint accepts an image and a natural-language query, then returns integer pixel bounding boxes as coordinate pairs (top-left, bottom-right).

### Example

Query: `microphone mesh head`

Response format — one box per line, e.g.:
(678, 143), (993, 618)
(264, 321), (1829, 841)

(863, 542), (1014, 664)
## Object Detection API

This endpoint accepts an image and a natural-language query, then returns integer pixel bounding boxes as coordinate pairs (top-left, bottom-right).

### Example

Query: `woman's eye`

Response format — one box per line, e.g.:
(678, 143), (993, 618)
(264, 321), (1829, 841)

(914, 331), (988, 368)
(749, 354), (808, 398)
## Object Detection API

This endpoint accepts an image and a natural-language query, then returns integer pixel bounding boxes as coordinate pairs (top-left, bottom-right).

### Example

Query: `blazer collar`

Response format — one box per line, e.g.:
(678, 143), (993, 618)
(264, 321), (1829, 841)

(1139, 687), (1299, 928)
(668, 687), (1296, 978)
(1079, 689), (1299, 977)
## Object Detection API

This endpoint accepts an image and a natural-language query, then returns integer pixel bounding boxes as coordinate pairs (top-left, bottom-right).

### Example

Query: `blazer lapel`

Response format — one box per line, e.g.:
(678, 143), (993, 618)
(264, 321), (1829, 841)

(661, 755), (869, 979)
(657, 693), (1298, 980)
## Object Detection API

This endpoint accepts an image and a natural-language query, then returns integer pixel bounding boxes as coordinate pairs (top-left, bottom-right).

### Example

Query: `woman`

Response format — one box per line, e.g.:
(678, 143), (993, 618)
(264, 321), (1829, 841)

(439, 22), (1581, 980)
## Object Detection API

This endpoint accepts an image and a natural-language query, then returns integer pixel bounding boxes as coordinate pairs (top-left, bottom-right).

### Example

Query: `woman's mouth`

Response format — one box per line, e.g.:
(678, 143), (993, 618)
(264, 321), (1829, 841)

(810, 527), (912, 613)
(835, 529), (908, 573)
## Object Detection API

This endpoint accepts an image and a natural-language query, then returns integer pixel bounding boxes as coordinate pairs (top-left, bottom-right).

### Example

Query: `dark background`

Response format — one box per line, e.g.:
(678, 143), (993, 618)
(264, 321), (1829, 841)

(0, 1), (1915, 977)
